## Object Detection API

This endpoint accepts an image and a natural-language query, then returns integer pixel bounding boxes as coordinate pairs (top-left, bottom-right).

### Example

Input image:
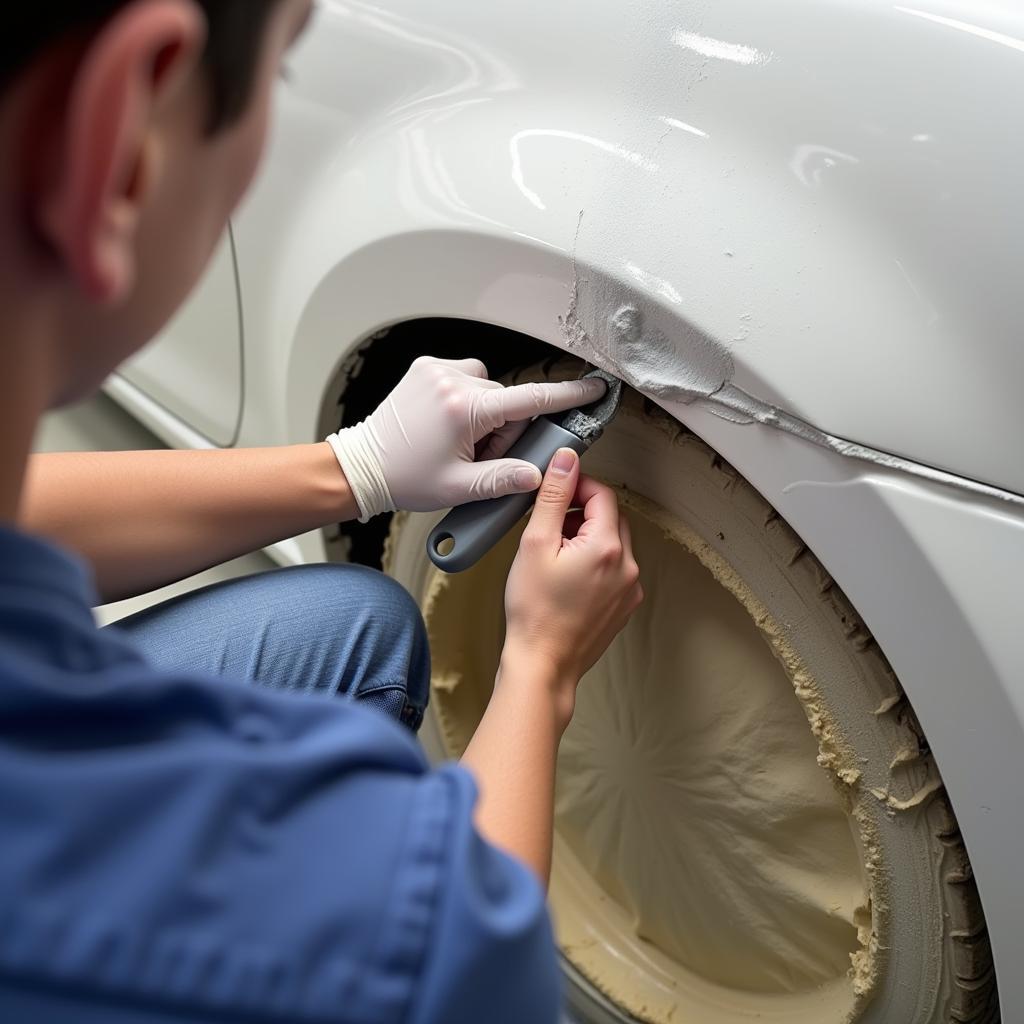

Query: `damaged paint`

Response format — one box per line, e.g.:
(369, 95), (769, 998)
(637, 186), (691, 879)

(558, 210), (589, 349)
(559, 264), (1024, 509)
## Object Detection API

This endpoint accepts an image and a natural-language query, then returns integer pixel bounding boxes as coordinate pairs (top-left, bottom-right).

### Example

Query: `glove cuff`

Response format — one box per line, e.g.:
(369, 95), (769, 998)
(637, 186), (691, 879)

(325, 422), (394, 523)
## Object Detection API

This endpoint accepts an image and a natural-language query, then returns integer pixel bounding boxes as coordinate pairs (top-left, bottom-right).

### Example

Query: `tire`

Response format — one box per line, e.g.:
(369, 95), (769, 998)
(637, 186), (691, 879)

(382, 357), (998, 1024)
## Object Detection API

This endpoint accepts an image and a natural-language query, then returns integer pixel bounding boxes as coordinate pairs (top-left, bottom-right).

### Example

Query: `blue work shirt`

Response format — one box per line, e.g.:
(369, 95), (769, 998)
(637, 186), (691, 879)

(0, 526), (561, 1023)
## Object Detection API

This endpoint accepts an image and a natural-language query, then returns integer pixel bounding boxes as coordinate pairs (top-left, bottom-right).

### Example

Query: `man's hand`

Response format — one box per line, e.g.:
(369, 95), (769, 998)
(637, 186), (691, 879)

(325, 356), (606, 521)
(460, 447), (642, 884)
(502, 447), (643, 731)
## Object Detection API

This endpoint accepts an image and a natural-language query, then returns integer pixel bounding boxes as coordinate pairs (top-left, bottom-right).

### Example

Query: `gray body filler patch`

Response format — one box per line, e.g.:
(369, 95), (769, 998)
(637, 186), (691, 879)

(561, 289), (1024, 509)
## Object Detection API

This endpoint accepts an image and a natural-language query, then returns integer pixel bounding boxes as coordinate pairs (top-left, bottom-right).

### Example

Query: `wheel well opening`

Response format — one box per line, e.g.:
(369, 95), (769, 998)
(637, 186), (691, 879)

(320, 318), (571, 566)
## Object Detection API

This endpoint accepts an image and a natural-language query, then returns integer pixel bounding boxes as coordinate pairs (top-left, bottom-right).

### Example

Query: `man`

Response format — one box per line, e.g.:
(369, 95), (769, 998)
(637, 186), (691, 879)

(0, 3), (643, 1022)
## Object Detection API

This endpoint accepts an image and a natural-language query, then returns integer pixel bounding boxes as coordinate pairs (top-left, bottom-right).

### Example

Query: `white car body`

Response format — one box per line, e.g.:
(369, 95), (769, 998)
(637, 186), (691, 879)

(108, 1), (1024, 1016)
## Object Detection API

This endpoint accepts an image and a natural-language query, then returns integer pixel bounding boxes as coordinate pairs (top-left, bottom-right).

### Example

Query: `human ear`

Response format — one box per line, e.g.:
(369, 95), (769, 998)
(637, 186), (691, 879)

(37, 0), (206, 305)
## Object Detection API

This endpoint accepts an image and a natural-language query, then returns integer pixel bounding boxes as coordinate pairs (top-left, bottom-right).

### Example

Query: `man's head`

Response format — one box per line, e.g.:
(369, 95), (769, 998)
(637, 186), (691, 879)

(0, 1), (313, 404)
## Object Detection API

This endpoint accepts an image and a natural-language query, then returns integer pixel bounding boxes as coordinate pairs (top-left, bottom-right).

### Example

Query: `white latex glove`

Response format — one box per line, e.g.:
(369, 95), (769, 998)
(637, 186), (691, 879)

(326, 356), (607, 522)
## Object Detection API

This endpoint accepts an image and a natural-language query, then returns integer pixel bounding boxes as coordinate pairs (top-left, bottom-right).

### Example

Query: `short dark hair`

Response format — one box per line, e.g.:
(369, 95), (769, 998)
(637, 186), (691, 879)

(4, 2), (285, 132)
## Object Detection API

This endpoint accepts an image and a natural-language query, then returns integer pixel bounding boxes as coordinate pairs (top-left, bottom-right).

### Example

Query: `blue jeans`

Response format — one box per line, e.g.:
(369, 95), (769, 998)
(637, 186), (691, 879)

(113, 564), (431, 732)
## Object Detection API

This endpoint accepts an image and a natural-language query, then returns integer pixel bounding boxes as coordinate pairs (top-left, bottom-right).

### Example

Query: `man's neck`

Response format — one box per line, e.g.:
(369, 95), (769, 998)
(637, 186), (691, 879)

(0, 86), (66, 527)
(0, 296), (58, 526)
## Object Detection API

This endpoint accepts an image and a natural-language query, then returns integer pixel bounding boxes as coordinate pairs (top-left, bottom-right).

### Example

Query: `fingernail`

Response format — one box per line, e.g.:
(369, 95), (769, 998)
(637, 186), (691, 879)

(550, 448), (576, 475)
(515, 467), (542, 489)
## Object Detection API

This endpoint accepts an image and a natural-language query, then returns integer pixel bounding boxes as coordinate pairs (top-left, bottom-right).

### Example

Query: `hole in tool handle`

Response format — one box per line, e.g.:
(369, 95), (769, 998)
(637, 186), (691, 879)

(427, 421), (590, 574)
(434, 534), (455, 557)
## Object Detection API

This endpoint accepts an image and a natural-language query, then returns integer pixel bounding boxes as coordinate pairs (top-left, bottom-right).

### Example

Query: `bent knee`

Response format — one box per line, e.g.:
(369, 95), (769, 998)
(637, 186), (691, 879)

(272, 563), (421, 619)
(272, 564), (430, 727)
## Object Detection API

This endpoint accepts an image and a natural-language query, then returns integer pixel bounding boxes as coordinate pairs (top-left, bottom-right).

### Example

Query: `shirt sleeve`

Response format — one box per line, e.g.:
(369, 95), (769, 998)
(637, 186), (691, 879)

(0, 666), (562, 1024)
(408, 766), (562, 1024)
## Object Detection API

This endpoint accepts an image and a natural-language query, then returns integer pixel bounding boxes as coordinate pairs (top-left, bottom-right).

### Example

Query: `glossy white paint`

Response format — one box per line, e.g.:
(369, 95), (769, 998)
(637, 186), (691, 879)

(106, 1), (1024, 1015)
(235, 0), (1024, 492)
(118, 230), (242, 446)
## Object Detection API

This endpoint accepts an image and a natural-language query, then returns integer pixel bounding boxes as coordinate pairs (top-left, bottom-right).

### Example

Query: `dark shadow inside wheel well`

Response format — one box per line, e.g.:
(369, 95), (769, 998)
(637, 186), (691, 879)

(322, 318), (564, 567)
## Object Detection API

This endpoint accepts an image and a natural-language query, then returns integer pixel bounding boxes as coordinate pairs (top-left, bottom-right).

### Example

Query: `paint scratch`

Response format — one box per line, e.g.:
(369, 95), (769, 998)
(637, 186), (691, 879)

(559, 210), (589, 348)
(705, 384), (1024, 508)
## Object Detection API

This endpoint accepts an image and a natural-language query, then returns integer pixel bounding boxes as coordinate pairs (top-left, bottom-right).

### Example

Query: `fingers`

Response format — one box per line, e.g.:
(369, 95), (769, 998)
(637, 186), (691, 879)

(563, 509), (586, 539)
(444, 357), (490, 379)
(523, 448), (580, 547)
(476, 418), (531, 461)
(575, 475), (621, 531)
(617, 515), (644, 609)
(618, 513), (633, 554)
(495, 377), (606, 424)
(452, 458), (543, 502)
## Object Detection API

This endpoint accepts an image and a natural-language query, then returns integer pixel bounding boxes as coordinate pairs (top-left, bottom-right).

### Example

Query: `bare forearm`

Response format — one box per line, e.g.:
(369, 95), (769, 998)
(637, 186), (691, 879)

(21, 444), (359, 601)
(461, 652), (571, 887)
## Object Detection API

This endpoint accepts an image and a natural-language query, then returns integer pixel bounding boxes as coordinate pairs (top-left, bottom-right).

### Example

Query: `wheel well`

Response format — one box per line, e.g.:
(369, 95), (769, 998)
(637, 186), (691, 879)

(320, 317), (571, 566)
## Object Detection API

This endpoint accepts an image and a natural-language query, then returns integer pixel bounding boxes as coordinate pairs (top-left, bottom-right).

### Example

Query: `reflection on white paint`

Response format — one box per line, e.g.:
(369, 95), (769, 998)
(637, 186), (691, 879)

(658, 116), (709, 138)
(912, 133), (932, 143)
(398, 121), (521, 237)
(626, 263), (683, 305)
(321, 1), (519, 112)
(894, 258), (940, 326)
(510, 129), (660, 211)
(894, 7), (1024, 54)
(789, 144), (860, 188)
(671, 29), (772, 66)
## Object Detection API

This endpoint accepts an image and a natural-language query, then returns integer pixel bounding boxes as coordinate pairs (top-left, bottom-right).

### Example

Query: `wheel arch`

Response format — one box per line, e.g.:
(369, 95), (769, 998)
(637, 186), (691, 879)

(271, 227), (1022, 1019)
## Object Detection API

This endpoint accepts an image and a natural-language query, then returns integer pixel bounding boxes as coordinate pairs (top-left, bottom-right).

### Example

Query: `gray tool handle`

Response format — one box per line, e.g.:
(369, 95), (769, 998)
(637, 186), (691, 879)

(427, 419), (589, 573)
